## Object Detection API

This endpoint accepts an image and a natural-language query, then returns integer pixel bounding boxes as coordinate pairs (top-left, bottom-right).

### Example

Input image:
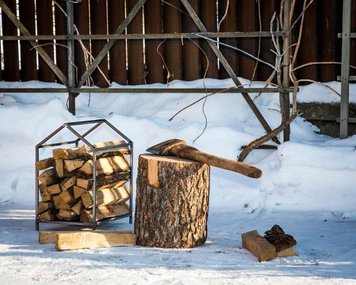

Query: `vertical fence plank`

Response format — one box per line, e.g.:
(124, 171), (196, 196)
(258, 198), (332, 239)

(318, 0), (338, 82)
(296, 0), (318, 81)
(144, 0), (164, 83)
(163, 0), (183, 81)
(200, 0), (218, 79)
(218, 0), (238, 78)
(108, 0), (127, 85)
(54, 0), (67, 82)
(74, 0), (90, 86)
(90, 0), (109, 87)
(182, 0), (201, 81)
(37, 0), (55, 82)
(127, 0), (144, 85)
(236, 0), (257, 81)
(350, 0), (356, 77)
(19, 0), (37, 81)
(2, 0), (20, 81)
(259, 0), (278, 81)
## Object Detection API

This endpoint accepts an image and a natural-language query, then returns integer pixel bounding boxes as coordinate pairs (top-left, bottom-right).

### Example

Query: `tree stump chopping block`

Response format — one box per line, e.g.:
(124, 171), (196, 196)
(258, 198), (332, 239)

(134, 154), (210, 248)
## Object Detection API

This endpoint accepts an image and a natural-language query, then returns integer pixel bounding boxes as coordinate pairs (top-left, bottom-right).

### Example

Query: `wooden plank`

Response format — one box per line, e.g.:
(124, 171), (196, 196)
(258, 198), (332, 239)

(74, 0), (90, 86)
(144, 0), (164, 83)
(90, 0), (109, 87)
(39, 230), (133, 244)
(108, 0), (127, 84)
(182, 0), (201, 81)
(54, 0), (67, 80)
(241, 230), (277, 262)
(37, 0), (55, 82)
(163, 0), (183, 81)
(56, 231), (136, 251)
(236, 0), (257, 80)
(218, 0), (238, 78)
(2, 0), (20, 81)
(340, 0), (352, 138)
(127, 0), (145, 85)
(19, 0), (37, 80)
(200, 0), (218, 78)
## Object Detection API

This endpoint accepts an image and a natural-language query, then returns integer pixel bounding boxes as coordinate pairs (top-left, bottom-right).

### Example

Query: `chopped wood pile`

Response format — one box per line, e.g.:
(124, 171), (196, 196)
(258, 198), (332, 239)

(36, 141), (131, 224)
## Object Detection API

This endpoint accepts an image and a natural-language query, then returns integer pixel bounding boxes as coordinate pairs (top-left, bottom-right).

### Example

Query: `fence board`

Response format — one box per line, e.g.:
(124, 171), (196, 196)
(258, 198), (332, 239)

(54, 0), (67, 81)
(127, 0), (144, 85)
(2, 0), (19, 81)
(351, 0), (356, 76)
(182, 0), (201, 81)
(163, 0), (183, 82)
(258, 0), (279, 81)
(296, 0), (318, 81)
(90, 0), (109, 87)
(200, 0), (218, 79)
(108, 0), (127, 85)
(218, 0), (238, 78)
(74, 0), (90, 86)
(237, 0), (258, 81)
(37, 0), (55, 82)
(19, 0), (37, 81)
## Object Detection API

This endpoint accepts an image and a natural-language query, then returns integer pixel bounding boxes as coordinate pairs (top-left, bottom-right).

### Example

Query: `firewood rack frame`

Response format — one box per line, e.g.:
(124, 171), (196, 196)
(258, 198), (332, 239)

(35, 119), (133, 231)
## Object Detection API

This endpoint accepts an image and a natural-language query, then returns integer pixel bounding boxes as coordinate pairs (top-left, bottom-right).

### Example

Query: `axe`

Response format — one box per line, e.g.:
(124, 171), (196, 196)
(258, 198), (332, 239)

(146, 139), (262, 178)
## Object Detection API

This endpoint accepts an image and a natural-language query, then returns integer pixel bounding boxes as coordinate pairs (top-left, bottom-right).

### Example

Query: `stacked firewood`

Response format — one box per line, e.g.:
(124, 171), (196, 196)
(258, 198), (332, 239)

(36, 141), (131, 223)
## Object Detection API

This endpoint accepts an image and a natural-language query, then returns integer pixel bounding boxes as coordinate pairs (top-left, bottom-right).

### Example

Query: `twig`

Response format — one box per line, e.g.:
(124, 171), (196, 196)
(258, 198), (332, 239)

(156, 39), (173, 85)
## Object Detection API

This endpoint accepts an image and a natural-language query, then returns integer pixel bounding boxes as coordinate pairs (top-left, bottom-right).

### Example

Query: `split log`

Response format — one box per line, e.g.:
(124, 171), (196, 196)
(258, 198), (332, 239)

(37, 201), (54, 214)
(53, 195), (72, 210)
(64, 159), (85, 172)
(52, 146), (91, 160)
(78, 155), (129, 176)
(59, 188), (76, 204)
(76, 172), (130, 189)
(47, 183), (61, 195)
(241, 230), (277, 262)
(39, 168), (57, 186)
(135, 154), (210, 248)
(39, 184), (52, 202)
(39, 229), (133, 244)
(55, 231), (136, 251)
(61, 176), (76, 191)
(80, 203), (130, 223)
(38, 209), (55, 221)
(71, 200), (83, 215)
(73, 185), (87, 199)
(81, 182), (129, 209)
(57, 209), (79, 221)
(35, 158), (54, 171)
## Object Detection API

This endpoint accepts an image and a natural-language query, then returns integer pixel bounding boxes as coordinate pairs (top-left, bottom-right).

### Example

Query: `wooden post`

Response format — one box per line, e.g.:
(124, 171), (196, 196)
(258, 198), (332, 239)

(340, 0), (352, 138)
(281, 0), (291, 141)
(135, 154), (210, 248)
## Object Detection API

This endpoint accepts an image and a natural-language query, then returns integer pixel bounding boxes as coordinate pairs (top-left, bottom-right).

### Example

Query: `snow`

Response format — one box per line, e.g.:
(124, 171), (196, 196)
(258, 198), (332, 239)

(0, 79), (356, 284)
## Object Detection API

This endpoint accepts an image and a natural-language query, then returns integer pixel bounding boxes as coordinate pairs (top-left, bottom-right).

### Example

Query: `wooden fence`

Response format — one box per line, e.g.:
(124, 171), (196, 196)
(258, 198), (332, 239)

(0, 0), (355, 86)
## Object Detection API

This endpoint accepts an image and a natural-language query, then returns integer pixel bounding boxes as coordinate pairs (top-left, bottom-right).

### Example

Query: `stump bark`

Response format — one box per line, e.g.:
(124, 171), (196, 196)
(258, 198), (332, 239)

(135, 154), (210, 248)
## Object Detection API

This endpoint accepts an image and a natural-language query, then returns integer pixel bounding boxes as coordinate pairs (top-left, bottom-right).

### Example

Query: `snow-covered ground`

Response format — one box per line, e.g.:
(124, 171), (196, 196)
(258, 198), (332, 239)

(0, 78), (356, 284)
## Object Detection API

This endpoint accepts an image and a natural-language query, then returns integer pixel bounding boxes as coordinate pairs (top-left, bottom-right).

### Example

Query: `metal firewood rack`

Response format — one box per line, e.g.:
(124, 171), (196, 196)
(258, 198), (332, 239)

(35, 119), (133, 230)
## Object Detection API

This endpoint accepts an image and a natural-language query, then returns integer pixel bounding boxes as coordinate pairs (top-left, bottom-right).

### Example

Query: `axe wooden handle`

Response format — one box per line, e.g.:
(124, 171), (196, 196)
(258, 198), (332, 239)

(170, 146), (262, 178)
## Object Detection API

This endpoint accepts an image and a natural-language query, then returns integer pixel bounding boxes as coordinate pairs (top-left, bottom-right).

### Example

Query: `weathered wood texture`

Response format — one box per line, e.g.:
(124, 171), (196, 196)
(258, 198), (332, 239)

(0, 1), (353, 84)
(135, 154), (210, 248)
(241, 230), (277, 262)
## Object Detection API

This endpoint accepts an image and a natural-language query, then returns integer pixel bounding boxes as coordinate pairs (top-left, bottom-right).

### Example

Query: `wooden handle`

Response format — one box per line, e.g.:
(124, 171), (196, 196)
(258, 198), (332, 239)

(171, 146), (262, 178)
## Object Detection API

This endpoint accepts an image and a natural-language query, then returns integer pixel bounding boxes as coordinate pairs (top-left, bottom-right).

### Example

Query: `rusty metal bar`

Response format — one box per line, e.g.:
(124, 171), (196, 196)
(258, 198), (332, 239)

(0, 31), (284, 41)
(0, 87), (294, 93)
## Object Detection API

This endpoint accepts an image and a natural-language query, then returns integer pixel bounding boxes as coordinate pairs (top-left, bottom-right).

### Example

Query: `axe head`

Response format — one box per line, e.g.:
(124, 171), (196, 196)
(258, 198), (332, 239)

(146, 139), (187, 155)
